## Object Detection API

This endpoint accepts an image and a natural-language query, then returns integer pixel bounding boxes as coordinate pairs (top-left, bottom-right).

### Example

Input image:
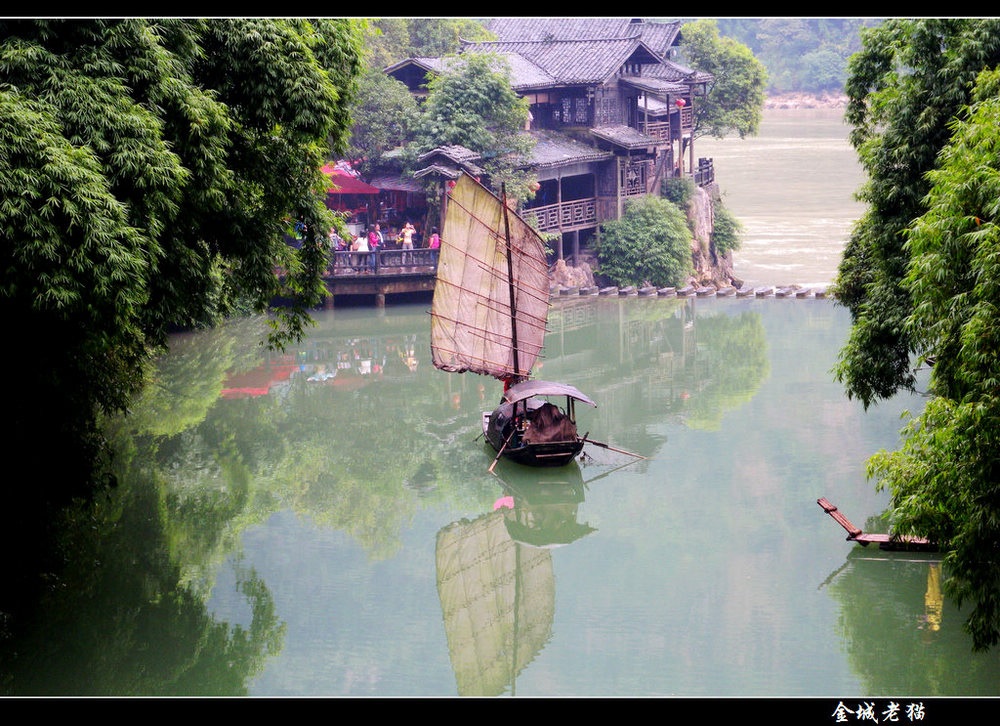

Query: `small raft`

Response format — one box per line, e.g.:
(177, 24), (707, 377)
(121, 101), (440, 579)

(817, 497), (938, 552)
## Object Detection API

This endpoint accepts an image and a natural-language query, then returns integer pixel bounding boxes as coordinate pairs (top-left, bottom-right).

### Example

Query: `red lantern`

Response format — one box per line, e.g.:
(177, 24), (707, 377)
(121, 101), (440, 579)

(447, 179), (456, 189)
(529, 181), (541, 192)
(675, 98), (686, 108)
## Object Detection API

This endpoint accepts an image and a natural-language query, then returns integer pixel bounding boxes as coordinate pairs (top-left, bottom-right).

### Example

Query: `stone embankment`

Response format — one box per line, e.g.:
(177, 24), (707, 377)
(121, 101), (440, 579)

(549, 282), (831, 301)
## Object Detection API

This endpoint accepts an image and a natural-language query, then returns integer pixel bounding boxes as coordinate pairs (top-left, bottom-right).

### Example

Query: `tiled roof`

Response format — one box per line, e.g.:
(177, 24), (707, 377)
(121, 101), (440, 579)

(412, 164), (462, 180)
(389, 20), (709, 92)
(523, 130), (615, 169)
(620, 75), (689, 96)
(418, 145), (482, 166)
(645, 59), (713, 84)
(383, 56), (444, 75)
(368, 173), (424, 193)
(590, 124), (660, 150)
(484, 18), (682, 57)
(415, 145), (485, 177)
(460, 37), (663, 87)
(488, 52), (555, 88)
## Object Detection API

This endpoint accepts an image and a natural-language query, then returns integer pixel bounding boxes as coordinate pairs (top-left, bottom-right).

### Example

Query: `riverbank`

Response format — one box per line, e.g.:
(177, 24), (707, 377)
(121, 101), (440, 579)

(764, 92), (848, 110)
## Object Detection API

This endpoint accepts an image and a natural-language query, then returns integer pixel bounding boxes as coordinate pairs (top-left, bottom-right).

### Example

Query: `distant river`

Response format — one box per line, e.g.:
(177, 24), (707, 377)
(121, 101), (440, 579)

(696, 107), (864, 289)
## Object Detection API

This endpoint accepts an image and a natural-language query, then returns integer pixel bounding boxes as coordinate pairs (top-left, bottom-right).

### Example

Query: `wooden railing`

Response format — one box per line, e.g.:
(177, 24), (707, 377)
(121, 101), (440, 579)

(522, 198), (598, 233)
(679, 106), (693, 130)
(643, 120), (670, 141)
(693, 158), (714, 186)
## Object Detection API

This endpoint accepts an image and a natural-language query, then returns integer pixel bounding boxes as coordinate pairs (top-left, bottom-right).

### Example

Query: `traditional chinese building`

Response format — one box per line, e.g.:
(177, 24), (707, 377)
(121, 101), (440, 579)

(384, 17), (713, 262)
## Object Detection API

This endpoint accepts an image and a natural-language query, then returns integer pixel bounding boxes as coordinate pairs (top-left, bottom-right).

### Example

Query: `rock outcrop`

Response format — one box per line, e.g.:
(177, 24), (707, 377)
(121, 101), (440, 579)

(687, 182), (739, 289)
(548, 180), (742, 292)
(550, 257), (594, 289)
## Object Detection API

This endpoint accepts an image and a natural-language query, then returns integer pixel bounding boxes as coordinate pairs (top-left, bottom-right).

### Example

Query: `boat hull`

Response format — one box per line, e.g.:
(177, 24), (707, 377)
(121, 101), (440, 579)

(483, 400), (585, 467)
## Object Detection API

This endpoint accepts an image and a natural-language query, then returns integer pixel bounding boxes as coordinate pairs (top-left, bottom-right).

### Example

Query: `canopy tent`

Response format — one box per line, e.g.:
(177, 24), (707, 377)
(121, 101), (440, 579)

(322, 163), (381, 196)
(322, 163), (380, 233)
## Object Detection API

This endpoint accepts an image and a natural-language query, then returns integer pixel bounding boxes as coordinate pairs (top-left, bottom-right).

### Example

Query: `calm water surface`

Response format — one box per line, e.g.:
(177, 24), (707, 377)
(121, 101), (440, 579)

(11, 296), (1000, 699)
(199, 300), (992, 699)
(7, 110), (1000, 700)
(697, 107), (865, 288)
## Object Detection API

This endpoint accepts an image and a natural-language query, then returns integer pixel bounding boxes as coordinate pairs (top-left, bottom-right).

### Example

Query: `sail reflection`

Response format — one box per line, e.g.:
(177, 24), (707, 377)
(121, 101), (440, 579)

(436, 465), (594, 696)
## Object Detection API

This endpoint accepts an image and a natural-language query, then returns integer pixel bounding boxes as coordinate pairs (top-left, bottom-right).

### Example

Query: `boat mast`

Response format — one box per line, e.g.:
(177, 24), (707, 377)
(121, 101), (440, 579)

(501, 183), (521, 385)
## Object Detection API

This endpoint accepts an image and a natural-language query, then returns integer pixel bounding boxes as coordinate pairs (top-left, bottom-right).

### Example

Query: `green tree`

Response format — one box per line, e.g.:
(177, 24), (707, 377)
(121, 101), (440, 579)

(405, 18), (494, 57)
(833, 18), (1000, 652)
(410, 51), (534, 198)
(679, 18), (768, 140)
(711, 201), (743, 257)
(716, 18), (878, 95)
(366, 18), (495, 69)
(363, 18), (410, 71)
(597, 195), (693, 288)
(346, 67), (419, 180)
(0, 18), (363, 594)
(833, 19), (1000, 408)
(865, 68), (1000, 652)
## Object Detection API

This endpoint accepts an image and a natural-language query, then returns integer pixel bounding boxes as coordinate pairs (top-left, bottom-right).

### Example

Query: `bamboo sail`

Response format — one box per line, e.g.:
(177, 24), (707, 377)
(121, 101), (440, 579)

(430, 174), (551, 382)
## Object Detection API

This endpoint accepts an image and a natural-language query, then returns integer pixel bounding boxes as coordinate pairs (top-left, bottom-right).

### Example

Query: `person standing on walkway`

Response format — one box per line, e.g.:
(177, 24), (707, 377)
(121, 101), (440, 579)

(353, 230), (369, 273)
(428, 226), (441, 265)
(367, 224), (382, 273)
(400, 221), (415, 266)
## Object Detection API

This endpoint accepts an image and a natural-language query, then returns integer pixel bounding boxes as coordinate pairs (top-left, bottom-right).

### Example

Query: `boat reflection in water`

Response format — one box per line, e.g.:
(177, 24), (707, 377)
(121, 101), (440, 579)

(435, 464), (594, 696)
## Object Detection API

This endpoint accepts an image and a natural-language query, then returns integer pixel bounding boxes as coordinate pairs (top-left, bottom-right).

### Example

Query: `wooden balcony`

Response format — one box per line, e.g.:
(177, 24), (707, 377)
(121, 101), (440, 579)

(522, 198), (598, 233)
(642, 120), (670, 141)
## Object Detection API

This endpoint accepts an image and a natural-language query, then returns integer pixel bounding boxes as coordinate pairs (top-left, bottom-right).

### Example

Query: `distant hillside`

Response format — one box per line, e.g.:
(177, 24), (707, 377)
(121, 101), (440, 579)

(714, 18), (880, 95)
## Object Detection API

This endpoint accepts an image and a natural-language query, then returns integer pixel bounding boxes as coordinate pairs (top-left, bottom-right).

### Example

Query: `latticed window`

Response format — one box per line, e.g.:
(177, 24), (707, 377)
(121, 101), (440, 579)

(597, 96), (619, 126)
(620, 162), (647, 196)
(558, 96), (590, 125)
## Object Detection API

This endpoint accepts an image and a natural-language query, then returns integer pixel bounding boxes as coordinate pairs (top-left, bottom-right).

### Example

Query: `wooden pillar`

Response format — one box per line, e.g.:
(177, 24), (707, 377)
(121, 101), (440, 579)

(556, 175), (565, 260)
(616, 156), (624, 219)
(376, 292), (385, 308)
(687, 94), (696, 176)
(439, 179), (448, 230)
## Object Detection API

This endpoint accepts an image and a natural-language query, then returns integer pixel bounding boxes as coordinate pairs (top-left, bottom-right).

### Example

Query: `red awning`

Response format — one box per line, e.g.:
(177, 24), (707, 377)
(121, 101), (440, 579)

(322, 163), (380, 195)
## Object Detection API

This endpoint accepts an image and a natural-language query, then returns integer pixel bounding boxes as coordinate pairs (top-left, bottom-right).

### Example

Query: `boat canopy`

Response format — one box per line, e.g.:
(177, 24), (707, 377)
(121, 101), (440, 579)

(500, 379), (597, 407)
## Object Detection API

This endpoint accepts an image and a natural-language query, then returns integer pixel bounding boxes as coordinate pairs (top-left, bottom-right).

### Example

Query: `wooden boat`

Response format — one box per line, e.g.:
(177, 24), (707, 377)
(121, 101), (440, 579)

(430, 173), (599, 468)
(817, 497), (938, 552)
(482, 379), (596, 467)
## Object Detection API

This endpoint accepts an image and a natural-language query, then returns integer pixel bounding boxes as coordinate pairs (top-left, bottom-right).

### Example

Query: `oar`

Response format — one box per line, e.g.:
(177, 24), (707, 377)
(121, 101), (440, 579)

(488, 427), (518, 474)
(581, 435), (646, 459)
(581, 458), (642, 486)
